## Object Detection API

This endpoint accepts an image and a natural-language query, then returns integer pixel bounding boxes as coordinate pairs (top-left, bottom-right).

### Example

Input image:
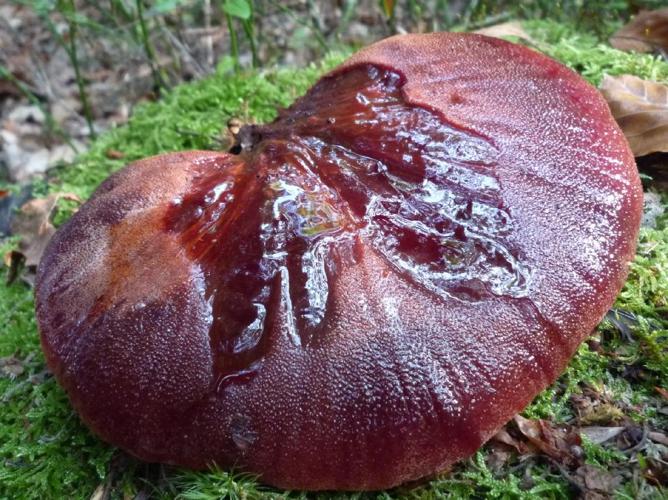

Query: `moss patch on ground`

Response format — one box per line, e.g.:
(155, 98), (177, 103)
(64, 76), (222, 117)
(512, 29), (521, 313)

(1, 20), (667, 500)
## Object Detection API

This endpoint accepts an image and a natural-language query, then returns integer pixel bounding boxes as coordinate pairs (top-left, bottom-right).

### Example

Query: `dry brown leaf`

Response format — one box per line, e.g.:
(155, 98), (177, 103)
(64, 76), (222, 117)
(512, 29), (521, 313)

(474, 22), (534, 42)
(514, 414), (542, 440)
(580, 426), (625, 444)
(490, 427), (527, 454)
(576, 465), (621, 494)
(648, 431), (668, 446)
(656, 386), (668, 400)
(610, 8), (668, 53)
(599, 74), (668, 157)
(513, 415), (582, 467)
(0, 356), (25, 378)
(486, 445), (512, 474)
(10, 192), (81, 268)
(105, 149), (125, 160)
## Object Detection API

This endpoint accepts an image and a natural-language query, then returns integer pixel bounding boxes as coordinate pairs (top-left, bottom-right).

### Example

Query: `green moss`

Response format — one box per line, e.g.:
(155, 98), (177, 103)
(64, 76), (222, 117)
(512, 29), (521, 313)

(0, 273), (114, 499)
(0, 377), (114, 499)
(523, 343), (610, 422)
(416, 452), (571, 499)
(581, 435), (626, 468)
(525, 20), (668, 85)
(163, 469), (269, 500)
(1, 22), (667, 499)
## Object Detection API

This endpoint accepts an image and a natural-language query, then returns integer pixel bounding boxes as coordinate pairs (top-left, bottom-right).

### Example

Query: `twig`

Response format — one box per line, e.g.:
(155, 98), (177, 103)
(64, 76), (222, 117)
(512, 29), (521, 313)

(225, 13), (240, 72)
(63, 0), (96, 139)
(466, 12), (513, 30)
(109, 0), (133, 23)
(242, 18), (259, 68)
(135, 0), (167, 92)
(159, 25), (207, 79)
(203, 0), (214, 69)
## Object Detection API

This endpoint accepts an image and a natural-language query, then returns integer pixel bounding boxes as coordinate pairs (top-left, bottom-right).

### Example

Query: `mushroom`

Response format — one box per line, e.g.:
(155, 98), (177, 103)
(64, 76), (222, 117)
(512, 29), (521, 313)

(35, 33), (642, 491)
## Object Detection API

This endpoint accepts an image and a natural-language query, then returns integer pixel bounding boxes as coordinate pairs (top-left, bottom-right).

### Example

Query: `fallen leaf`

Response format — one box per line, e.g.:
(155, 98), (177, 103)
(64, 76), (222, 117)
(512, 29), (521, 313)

(571, 389), (626, 426)
(610, 8), (668, 53)
(648, 431), (668, 446)
(513, 415), (581, 467)
(105, 149), (125, 159)
(28, 369), (50, 386)
(599, 74), (668, 157)
(0, 356), (25, 378)
(576, 464), (621, 493)
(491, 427), (527, 454)
(0, 184), (32, 237)
(580, 426), (625, 444)
(486, 445), (512, 474)
(656, 386), (668, 400)
(514, 414), (542, 440)
(475, 22), (534, 42)
(10, 192), (81, 269)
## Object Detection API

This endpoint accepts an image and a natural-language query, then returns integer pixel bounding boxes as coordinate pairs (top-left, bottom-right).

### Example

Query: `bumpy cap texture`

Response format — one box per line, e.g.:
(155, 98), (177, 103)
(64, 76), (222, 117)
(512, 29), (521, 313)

(36, 33), (642, 491)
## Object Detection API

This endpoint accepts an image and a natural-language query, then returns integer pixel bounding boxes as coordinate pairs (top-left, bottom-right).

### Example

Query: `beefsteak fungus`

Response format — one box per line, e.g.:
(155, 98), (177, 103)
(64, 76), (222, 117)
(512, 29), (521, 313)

(35, 33), (642, 491)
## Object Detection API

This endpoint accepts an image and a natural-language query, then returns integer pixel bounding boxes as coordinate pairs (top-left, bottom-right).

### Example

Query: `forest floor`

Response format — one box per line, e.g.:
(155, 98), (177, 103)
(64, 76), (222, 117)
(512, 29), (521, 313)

(1, 16), (667, 500)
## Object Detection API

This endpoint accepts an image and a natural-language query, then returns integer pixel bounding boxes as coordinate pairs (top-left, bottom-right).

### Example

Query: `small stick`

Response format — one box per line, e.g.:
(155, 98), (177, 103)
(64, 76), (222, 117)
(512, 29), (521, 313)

(65, 5), (96, 139)
(203, 0), (214, 70)
(135, 0), (167, 92)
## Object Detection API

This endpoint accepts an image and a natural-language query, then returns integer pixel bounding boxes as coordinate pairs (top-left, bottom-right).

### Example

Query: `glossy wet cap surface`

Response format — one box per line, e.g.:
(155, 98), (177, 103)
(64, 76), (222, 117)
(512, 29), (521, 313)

(35, 32), (642, 491)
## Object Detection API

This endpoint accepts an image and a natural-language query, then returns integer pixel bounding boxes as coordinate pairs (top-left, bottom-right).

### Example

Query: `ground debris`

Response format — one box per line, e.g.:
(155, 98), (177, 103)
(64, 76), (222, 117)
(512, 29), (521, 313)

(570, 387), (626, 426)
(474, 22), (534, 43)
(6, 192), (80, 284)
(0, 355), (25, 379)
(599, 74), (668, 157)
(511, 415), (582, 468)
(610, 8), (668, 54)
(580, 426), (626, 444)
(575, 464), (622, 495)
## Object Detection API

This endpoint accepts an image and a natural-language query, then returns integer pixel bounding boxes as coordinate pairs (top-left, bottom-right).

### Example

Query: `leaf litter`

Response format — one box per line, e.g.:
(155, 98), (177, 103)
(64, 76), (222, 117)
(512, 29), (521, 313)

(599, 74), (668, 157)
(7, 192), (80, 285)
(610, 8), (668, 54)
(474, 22), (535, 43)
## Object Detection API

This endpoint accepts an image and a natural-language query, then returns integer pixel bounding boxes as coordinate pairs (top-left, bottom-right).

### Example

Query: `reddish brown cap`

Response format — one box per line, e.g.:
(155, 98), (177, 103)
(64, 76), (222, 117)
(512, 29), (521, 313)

(36, 33), (642, 490)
